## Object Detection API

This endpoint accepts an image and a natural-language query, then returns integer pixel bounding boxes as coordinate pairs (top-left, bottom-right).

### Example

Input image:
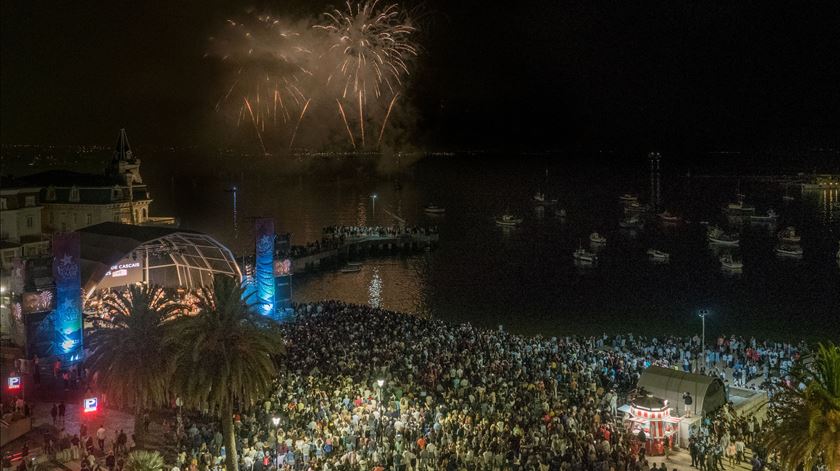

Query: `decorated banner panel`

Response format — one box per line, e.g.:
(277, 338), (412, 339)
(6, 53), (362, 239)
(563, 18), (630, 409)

(254, 218), (276, 317)
(52, 232), (83, 363)
(97, 257), (144, 289)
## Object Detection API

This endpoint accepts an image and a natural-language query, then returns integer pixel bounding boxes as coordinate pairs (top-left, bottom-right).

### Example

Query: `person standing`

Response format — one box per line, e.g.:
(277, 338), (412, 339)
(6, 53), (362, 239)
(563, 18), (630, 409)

(97, 424), (107, 451)
(58, 402), (66, 426)
(735, 437), (746, 465)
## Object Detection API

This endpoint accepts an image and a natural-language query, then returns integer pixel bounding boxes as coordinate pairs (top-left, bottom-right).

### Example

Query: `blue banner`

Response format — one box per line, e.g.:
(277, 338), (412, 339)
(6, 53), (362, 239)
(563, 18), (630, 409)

(254, 218), (275, 317)
(52, 232), (83, 363)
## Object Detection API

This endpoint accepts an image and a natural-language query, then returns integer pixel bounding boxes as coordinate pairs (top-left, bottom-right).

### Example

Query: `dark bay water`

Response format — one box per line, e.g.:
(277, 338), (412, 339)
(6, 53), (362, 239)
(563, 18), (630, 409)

(141, 153), (840, 341)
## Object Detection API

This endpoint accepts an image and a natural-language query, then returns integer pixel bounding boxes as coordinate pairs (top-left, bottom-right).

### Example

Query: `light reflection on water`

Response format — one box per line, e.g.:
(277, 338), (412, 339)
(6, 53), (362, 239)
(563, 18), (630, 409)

(145, 156), (840, 340)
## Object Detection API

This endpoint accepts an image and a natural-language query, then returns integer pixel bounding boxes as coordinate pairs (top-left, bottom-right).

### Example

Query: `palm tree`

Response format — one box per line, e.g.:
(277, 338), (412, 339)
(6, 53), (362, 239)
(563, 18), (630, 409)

(169, 275), (283, 471)
(85, 284), (183, 441)
(124, 450), (165, 471)
(764, 342), (840, 470)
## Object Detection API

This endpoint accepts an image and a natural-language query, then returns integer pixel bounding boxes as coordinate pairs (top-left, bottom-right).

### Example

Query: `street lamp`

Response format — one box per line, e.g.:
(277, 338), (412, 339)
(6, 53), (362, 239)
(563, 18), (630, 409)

(376, 378), (385, 403)
(698, 309), (710, 369)
(370, 194), (378, 221)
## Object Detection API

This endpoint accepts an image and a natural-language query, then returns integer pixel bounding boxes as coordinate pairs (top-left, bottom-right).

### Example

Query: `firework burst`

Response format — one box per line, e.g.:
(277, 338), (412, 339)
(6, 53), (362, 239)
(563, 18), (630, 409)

(316, 0), (417, 100)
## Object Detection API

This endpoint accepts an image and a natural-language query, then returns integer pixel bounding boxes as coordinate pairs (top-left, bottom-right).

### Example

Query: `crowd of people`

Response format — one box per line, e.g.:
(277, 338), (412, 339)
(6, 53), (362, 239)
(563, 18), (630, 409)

(289, 226), (438, 258)
(164, 301), (803, 471)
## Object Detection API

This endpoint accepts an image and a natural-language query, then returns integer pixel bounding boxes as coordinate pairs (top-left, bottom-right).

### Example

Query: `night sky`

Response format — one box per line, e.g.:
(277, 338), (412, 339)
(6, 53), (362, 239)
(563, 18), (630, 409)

(2, 0), (839, 151)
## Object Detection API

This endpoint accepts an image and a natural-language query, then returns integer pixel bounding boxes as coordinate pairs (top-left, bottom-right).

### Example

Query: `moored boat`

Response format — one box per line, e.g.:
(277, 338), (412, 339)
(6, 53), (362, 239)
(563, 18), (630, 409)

(573, 246), (598, 263)
(750, 209), (779, 223)
(589, 232), (607, 245)
(646, 249), (670, 262)
(777, 226), (801, 243)
(707, 226), (740, 246)
(658, 211), (682, 223)
(775, 244), (803, 258)
(533, 192), (557, 205)
(340, 265), (362, 273)
(423, 204), (446, 214)
(720, 254), (743, 271)
(495, 214), (523, 227)
(619, 193), (639, 203)
(619, 216), (644, 229)
(723, 194), (756, 216)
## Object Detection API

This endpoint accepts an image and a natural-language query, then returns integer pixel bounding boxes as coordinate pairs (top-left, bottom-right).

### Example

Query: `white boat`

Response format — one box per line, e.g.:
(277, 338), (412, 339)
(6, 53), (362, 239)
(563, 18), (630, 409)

(619, 217), (644, 229)
(646, 249), (670, 262)
(723, 195), (756, 216)
(707, 226), (740, 246)
(624, 201), (649, 214)
(658, 211), (682, 223)
(589, 232), (607, 245)
(750, 209), (779, 223)
(619, 194), (639, 203)
(533, 192), (558, 205)
(573, 246), (598, 263)
(340, 265), (362, 273)
(777, 226), (801, 243)
(775, 244), (803, 258)
(495, 214), (523, 227)
(720, 254), (743, 271)
(423, 204), (446, 214)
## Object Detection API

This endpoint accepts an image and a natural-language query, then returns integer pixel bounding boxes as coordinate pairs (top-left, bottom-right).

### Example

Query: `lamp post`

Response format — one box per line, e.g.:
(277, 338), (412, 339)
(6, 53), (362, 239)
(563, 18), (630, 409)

(698, 309), (710, 369)
(271, 416), (280, 467)
(370, 194), (378, 222)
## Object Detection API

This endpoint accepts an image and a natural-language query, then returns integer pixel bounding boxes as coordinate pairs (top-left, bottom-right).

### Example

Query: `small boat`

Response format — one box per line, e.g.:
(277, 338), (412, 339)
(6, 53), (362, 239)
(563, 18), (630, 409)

(658, 211), (682, 223)
(347, 262), (363, 267)
(782, 195), (795, 201)
(555, 208), (567, 218)
(750, 209), (779, 223)
(723, 195), (756, 216)
(619, 217), (644, 229)
(340, 265), (362, 273)
(589, 232), (607, 245)
(707, 226), (740, 246)
(624, 201), (649, 214)
(573, 245), (598, 263)
(646, 249), (670, 262)
(775, 244), (803, 258)
(533, 192), (557, 205)
(777, 226), (801, 244)
(423, 204), (446, 214)
(495, 214), (523, 227)
(720, 254), (743, 271)
(619, 194), (639, 203)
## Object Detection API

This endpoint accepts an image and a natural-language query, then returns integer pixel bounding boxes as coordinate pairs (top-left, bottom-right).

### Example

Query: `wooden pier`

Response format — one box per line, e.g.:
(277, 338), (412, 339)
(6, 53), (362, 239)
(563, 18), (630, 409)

(291, 232), (439, 273)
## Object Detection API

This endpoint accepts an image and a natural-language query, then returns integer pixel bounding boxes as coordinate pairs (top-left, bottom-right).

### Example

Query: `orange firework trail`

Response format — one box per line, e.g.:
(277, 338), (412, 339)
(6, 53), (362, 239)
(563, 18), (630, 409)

(377, 93), (399, 147)
(243, 97), (267, 154)
(288, 98), (311, 149)
(336, 100), (356, 149)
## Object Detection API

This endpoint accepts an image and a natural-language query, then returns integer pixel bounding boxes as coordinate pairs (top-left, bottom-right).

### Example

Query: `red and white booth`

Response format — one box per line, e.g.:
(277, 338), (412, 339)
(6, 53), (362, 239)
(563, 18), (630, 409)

(626, 396), (682, 456)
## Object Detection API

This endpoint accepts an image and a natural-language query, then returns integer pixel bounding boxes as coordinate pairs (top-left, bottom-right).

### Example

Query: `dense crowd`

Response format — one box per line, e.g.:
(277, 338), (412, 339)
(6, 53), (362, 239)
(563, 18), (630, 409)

(165, 301), (804, 471)
(289, 226), (438, 257)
